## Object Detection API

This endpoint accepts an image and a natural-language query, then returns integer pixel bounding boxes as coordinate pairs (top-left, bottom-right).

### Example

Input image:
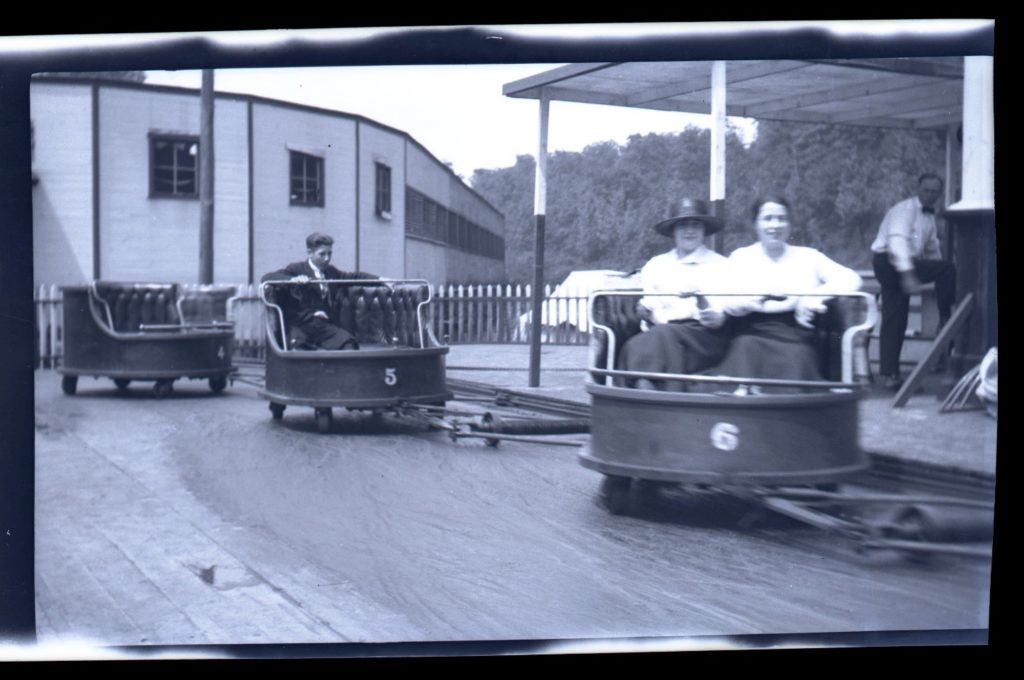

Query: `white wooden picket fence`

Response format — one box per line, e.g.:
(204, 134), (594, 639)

(33, 282), (591, 369)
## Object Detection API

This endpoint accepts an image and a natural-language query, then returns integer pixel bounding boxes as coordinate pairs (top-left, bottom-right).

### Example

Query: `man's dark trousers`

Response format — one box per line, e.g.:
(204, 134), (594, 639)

(872, 252), (956, 377)
(288, 317), (358, 350)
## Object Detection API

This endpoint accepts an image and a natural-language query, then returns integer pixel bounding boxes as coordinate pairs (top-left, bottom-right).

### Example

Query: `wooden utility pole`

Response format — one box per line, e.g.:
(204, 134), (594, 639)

(199, 69), (215, 284)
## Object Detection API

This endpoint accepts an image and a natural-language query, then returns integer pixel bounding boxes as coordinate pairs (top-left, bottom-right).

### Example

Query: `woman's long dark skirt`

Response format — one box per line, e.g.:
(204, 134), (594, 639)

(618, 320), (732, 392)
(713, 312), (821, 391)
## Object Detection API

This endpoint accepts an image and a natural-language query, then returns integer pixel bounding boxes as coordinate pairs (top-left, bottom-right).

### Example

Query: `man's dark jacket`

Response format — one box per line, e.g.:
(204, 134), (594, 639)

(262, 261), (378, 326)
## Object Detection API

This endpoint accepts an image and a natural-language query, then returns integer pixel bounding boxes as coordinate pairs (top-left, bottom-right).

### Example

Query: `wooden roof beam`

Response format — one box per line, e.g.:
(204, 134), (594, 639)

(914, 111), (963, 129)
(829, 90), (961, 123)
(804, 57), (964, 79)
(502, 63), (618, 98)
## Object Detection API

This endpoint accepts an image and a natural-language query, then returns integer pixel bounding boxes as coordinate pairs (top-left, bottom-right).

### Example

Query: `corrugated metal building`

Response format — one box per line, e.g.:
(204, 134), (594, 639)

(31, 76), (506, 286)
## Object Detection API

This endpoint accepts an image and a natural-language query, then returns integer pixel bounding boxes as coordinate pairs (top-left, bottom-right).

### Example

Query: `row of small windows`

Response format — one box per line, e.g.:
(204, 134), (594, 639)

(148, 135), (391, 214)
(147, 135), (499, 259)
(405, 187), (505, 261)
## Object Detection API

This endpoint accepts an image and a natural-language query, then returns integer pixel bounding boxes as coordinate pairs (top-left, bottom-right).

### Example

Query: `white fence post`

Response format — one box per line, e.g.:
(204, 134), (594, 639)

(456, 285), (465, 344)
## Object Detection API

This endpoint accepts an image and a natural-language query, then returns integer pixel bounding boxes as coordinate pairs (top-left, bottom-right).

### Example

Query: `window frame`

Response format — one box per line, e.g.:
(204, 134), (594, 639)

(289, 150), (325, 208)
(375, 162), (392, 218)
(149, 133), (200, 200)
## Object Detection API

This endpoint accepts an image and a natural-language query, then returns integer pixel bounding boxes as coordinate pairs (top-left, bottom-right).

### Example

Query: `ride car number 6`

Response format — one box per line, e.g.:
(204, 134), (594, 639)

(710, 422), (740, 451)
(384, 368), (397, 385)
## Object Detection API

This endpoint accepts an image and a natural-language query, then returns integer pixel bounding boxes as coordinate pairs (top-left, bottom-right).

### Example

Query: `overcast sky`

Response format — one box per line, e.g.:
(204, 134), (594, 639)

(14, 20), (988, 181)
(142, 63), (755, 181)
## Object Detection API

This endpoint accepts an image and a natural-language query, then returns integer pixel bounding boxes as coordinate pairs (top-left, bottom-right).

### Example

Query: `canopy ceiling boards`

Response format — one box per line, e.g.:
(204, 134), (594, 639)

(503, 58), (965, 130)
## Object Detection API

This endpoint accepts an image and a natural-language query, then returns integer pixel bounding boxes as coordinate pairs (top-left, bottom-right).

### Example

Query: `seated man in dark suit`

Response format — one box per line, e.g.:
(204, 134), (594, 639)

(262, 232), (378, 350)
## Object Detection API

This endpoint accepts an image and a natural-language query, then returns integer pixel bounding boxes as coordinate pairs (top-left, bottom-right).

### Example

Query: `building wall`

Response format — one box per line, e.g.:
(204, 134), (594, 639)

(447, 173), (506, 282)
(357, 123), (406, 278)
(448, 173), (504, 238)
(444, 250), (507, 283)
(405, 142), (450, 205)
(210, 98), (251, 284)
(251, 103), (358, 278)
(405, 238), (447, 284)
(31, 82), (94, 285)
(405, 141), (508, 283)
(31, 80), (506, 290)
(97, 87), (250, 283)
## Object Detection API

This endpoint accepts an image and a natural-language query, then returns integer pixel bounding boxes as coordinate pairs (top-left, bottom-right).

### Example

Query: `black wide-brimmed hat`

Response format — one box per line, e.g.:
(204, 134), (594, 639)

(653, 198), (723, 237)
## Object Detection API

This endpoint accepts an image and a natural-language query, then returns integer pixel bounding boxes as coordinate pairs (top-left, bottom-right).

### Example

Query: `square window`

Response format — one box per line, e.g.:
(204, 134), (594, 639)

(150, 134), (199, 198)
(290, 151), (324, 206)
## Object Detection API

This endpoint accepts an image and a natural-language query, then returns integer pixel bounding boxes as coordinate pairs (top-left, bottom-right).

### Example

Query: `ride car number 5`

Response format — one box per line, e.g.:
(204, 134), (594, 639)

(384, 368), (397, 385)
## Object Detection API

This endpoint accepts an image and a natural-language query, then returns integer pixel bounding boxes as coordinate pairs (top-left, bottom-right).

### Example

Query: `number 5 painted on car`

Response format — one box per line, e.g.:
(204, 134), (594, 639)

(384, 368), (397, 385)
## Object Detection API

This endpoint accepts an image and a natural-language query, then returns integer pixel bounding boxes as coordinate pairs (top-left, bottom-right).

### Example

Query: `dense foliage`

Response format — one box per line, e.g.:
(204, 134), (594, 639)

(470, 120), (948, 284)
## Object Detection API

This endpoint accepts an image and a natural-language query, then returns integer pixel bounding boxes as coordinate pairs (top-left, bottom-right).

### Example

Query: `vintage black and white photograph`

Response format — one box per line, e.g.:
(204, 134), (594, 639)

(5, 20), (997, 660)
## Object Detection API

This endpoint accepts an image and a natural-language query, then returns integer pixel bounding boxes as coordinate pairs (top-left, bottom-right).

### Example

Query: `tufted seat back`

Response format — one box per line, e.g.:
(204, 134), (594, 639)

(265, 282), (432, 348)
(92, 282), (180, 332)
(590, 293), (861, 382)
(333, 284), (430, 347)
(590, 293), (645, 372)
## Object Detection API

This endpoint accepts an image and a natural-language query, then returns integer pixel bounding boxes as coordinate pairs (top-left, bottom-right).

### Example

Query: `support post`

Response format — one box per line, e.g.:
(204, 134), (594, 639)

(944, 56), (996, 376)
(709, 61), (727, 253)
(199, 69), (215, 284)
(528, 94), (550, 388)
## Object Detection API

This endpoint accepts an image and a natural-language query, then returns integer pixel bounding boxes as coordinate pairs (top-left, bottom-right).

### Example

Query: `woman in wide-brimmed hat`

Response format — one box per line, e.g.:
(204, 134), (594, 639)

(714, 194), (862, 394)
(617, 198), (732, 392)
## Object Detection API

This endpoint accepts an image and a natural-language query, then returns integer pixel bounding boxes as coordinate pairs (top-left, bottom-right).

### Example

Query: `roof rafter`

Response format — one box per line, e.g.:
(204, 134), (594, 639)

(745, 72), (930, 116)
(625, 60), (812, 107)
(803, 57), (964, 79)
(502, 63), (618, 97)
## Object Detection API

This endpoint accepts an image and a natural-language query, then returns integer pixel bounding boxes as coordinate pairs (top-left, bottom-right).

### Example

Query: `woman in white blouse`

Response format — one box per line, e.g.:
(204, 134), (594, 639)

(617, 197), (732, 391)
(716, 195), (862, 392)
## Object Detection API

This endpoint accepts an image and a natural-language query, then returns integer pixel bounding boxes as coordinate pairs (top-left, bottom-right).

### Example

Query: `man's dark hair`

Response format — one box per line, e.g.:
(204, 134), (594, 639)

(918, 173), (944, 188)
(306, 232), (334, 250)
(750, 194), (793, 222)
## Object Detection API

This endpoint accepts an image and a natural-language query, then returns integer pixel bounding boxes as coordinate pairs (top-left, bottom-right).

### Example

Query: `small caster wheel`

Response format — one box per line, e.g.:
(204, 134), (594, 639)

(61, 375), (78, 396)
(600, 475), (633, 516)
(315, 407), (332, 434)
(269, 403), (286, 420)
(630, 478), (663, 510)
(153, 380), (174, 398)
(209, 376), (227, 393)
(114, 378), (131, 391)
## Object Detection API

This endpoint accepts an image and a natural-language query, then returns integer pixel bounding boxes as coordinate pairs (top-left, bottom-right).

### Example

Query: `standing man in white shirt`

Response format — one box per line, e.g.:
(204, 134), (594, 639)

(870, 174), (957, 390)
(617, 198), (730, 391)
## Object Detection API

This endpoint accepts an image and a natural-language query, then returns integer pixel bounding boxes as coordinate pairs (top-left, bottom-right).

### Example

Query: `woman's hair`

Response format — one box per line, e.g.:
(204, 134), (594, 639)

(749, 194), (793, 222)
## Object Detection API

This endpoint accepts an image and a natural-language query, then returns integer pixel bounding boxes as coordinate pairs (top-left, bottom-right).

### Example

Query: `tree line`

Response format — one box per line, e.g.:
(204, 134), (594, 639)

(469, 120), (949, 285)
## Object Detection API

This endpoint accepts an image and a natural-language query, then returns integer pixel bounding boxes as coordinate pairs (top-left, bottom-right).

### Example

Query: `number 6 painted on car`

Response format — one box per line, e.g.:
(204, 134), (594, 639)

(710, 422), (739, 451)
(384, 368), (397, 385)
